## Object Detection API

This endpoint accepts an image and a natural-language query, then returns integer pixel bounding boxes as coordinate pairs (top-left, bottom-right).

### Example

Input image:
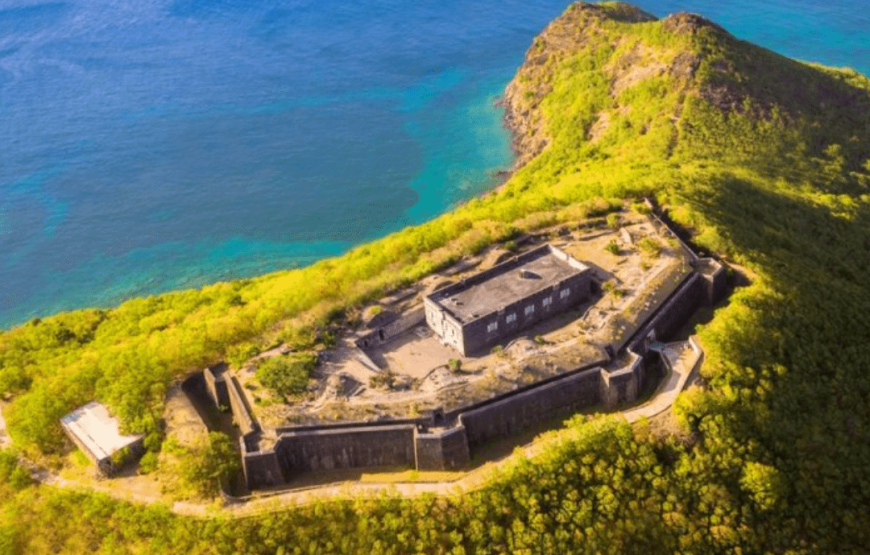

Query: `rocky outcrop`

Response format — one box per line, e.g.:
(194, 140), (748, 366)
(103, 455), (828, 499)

(500, 3), (669, 168)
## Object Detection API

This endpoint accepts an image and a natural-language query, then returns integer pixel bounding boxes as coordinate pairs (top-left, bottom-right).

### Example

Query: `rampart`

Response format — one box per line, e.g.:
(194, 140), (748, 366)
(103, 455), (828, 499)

(275, 425), (417, 472)
(459, 365), (605, 449)
(233, 356), (649, 489)
(207, 215), (729, 491)
(203, 363), (229, 409)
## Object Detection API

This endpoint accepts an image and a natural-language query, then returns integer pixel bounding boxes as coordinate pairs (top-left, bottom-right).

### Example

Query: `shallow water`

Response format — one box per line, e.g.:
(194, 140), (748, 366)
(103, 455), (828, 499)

(0, 0), (867, 329)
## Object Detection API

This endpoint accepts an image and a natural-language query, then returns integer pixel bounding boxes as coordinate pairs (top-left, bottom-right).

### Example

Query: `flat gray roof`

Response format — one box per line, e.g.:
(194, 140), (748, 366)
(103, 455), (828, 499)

(428, 245), (589, 324)
(61, 402), (142, 462)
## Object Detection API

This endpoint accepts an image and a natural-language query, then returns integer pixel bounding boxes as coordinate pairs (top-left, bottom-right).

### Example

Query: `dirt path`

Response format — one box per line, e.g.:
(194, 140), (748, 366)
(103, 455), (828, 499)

(29, 339), (703, 518)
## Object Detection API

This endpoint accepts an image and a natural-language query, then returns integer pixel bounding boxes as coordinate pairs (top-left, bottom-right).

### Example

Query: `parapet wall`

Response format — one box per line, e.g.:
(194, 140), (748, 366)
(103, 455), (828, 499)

(241, 440), (285, 490)
(460, 366), (603, 449)
(275, 425), (417, 472)
(203, 364), (229, 409)
(356, 308), (426, 350)
(226, 375), (257, 435)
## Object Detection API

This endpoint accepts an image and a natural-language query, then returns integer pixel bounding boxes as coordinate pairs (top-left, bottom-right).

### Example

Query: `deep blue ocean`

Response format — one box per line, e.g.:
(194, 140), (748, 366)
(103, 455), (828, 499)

(1, 0), (868, 330)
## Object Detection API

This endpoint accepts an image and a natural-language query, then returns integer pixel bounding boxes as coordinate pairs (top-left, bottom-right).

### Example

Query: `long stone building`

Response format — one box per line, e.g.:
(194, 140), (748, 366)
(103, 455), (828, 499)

(424, 244), (593, 356)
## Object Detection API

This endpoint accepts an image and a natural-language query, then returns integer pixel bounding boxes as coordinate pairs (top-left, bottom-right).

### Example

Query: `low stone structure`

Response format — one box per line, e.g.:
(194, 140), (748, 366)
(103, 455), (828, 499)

(233, 356), (644, 489)
(424, 244), (593, 356)
(355, 308), (426, 352)
(60, 401), (144, 476)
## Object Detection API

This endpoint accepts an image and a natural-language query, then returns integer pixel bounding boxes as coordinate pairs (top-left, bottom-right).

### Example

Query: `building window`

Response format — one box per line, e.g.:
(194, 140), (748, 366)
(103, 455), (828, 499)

(506, 313), (516, 324)
(487, 321), (498, 333)
(543, 296), (552, 307)
(560, 288), (570, 299)
(524, 305), (534, 316)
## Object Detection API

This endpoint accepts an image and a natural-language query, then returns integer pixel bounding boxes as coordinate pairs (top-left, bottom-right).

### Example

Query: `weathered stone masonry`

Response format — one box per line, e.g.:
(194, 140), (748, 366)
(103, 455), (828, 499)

(206, 227), (727, 491)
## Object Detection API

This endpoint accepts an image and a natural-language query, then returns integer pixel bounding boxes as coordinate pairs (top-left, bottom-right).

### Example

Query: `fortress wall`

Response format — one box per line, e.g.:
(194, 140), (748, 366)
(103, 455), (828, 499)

(241, 439), (285, 490)
(356, 308), (426, 350)
(601, 354), (644, 410)
(646, 208), (699, 264)
(203, 365), (229, 409)
(627, 273), (705, 356)
(414, 426), (471, 471)
(459, 366), (603, 450)
(697, 258), (727, 305)
(274, 425), (417, 473)
(226, 374), (257, 435)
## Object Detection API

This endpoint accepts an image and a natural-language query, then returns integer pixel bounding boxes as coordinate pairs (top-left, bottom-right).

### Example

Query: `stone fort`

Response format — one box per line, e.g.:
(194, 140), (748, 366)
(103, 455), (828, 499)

(203, 212), (727, 492)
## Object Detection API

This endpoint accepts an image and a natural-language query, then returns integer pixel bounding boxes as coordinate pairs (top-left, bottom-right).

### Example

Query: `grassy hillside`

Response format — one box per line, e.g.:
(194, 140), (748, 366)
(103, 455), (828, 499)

(3, 2), (870, 552)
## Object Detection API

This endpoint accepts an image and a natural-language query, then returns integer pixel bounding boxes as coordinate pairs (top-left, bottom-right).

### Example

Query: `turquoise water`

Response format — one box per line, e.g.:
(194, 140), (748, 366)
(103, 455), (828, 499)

(1, 0), (868, 330)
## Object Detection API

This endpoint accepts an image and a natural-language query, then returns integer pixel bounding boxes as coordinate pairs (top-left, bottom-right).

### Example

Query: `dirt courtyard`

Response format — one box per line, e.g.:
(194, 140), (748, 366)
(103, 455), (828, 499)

(249, 215), (693, 428)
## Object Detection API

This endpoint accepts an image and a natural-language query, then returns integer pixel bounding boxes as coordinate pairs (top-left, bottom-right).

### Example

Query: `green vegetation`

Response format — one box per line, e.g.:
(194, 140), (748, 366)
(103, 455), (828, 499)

(255, 354), (316, 398)
(368, 370), (397, 390)
(2, 2), (870, 552)
(0, 450), (32, 491)
(637, 236), (661, 257)
(159, 432), (240, 500)
(602, 280), (626, 299)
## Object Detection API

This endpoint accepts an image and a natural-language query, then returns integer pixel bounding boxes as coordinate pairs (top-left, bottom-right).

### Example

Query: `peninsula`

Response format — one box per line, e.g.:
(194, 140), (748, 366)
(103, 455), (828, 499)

(1, 2), (870, 553)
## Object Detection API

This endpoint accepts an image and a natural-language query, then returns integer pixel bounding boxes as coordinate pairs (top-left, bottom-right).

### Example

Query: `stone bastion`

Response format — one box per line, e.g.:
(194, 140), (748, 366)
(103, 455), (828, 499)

(203, 213), (727, 491)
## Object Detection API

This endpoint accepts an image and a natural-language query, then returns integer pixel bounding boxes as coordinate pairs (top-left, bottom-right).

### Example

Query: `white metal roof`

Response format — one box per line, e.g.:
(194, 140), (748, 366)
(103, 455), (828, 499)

(60, 401), (142, 461)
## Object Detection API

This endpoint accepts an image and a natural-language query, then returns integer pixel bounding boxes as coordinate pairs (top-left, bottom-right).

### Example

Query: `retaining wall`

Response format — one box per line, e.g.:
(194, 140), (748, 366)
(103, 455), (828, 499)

(203, 364), (229, 409)
(241, 442), (285, 489)
(459, 366), (603, 450)
(274, 425), (417, 472)
(414, 426), (471, 471)
(226, 375), (257, 435)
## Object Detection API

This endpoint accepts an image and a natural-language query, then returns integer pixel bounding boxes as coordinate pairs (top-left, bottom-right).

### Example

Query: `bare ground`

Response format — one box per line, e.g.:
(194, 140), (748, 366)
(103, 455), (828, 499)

(250, 217), (692, 427)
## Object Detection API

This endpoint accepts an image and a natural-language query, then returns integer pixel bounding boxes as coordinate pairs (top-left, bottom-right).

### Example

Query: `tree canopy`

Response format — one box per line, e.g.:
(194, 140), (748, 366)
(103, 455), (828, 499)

(2, 2), (870, 553)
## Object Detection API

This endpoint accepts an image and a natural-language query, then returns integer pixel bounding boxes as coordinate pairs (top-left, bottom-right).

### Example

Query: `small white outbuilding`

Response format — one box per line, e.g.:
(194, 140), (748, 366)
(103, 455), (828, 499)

(60, 401), (144, 476)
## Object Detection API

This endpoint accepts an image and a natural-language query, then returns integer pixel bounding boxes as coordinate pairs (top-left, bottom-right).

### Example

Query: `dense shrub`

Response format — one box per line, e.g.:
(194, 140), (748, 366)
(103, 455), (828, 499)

(254, 354), (316, 397)
(2, 4), (870, 553)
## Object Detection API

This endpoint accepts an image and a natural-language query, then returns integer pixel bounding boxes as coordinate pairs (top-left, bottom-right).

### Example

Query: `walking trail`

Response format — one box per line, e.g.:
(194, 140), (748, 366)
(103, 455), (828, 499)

(19, 339), (703, 518)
